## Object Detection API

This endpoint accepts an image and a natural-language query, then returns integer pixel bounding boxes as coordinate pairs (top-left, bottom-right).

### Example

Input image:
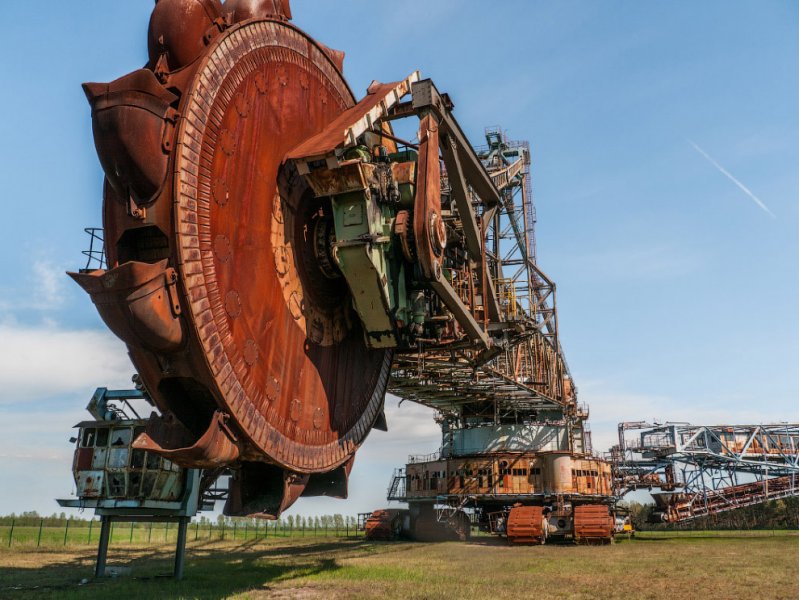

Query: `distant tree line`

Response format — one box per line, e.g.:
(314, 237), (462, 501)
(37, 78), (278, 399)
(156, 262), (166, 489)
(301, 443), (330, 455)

(624, 498), (799, 531)
(0, 512), (84, 527)
(211, 513), (357, 530)
(0, 511), (359, 529)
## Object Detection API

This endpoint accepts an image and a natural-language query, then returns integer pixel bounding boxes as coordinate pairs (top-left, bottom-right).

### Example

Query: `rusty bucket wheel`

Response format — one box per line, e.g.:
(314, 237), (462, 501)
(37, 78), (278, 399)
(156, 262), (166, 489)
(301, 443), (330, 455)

(172, 19), (392, 474)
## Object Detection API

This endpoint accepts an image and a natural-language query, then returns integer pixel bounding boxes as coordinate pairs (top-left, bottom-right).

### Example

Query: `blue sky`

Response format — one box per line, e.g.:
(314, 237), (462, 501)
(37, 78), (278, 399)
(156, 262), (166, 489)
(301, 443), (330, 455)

(0, 1), (797, 517)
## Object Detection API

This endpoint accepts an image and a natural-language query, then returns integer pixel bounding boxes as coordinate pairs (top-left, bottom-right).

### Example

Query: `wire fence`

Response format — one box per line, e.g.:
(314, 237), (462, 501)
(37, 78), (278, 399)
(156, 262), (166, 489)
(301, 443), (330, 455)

(0, 518), (364, 549)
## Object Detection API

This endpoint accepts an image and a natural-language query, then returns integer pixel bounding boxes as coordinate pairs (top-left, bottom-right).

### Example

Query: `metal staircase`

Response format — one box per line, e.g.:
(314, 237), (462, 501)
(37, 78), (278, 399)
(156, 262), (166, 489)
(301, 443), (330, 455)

(387, 468), (407, 501)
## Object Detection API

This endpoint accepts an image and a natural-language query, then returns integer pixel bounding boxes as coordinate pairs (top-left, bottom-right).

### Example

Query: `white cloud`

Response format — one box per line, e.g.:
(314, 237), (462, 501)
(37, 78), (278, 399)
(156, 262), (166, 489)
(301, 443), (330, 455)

(0, 321), (133, 403)
(0, 458), (79, 516)
(0, 269), (136, 513)
(0, 403), (108, 515)
(359, 395), (441, 461)
(30, 260), (68, 310)
(0, 408), (81, 462)
(0, 320), (133, 513)
(384, 395), (440, 440)
(580, 379), (788, 454)
(0, 259), (75, 315)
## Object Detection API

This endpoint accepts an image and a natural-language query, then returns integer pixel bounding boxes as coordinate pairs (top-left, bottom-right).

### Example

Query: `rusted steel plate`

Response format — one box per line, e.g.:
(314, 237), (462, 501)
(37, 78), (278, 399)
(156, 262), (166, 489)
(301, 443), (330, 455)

(413, 114), (444, 281)
(226, 0), (292, 22)
(286, 73), (420, 167)
(506, 505), (545, 544)
(573, 504), (614, 543)
(133, 410), (241, 468)
(82, 69), (178, 210)
(173, 19), (391, 473)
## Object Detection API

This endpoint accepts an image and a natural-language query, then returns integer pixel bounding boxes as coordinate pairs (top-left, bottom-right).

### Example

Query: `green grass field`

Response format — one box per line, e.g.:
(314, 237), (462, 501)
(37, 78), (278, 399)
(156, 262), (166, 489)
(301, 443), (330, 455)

(1, 531), (797, 599)
(0, 522), (352, 548)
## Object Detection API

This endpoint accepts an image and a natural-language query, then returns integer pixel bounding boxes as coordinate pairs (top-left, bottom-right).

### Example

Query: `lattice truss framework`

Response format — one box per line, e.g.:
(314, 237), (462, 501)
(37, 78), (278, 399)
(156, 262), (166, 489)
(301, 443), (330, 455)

(389, 126), (578, 427)
(611, 422), (799, 522)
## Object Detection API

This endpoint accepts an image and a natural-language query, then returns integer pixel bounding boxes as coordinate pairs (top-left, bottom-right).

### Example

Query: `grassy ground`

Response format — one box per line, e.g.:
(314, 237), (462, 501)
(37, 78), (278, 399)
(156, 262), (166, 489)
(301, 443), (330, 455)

(1, 531), (797, 599)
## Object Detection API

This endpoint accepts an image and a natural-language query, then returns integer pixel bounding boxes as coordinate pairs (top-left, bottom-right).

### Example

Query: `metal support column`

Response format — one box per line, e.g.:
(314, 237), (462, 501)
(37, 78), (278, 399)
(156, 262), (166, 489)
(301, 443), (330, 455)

(95, 516), (112, 578)
(174, 517), (189, 580)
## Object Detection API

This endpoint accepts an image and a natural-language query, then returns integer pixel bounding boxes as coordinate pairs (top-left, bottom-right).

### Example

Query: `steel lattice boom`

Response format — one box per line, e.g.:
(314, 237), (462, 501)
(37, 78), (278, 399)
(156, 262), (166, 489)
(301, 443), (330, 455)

(611, 422), (799, 522)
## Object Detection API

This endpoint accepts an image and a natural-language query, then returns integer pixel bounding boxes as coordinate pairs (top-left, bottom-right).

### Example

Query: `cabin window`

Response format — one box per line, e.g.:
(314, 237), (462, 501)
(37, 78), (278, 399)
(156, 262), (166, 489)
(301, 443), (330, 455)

(129, 472), (142, 496)
(108, 473), (126, 497)
(81, 428), (97, 448)
(110, 428), (132, 447)
(96, 429), (109, 447)
(131, 449), (146, 469)
(146, 453), (161, 470)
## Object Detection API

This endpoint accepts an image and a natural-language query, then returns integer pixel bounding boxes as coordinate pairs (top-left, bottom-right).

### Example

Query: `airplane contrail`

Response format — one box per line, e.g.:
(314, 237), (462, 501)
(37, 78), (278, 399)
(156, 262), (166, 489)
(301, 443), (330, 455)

(687, 139), (776, 219)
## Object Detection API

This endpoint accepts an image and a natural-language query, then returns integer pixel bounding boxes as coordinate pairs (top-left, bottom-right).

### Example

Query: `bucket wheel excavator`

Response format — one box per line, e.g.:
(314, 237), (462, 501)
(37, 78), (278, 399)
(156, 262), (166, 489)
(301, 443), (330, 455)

(70, 0), (614, 531)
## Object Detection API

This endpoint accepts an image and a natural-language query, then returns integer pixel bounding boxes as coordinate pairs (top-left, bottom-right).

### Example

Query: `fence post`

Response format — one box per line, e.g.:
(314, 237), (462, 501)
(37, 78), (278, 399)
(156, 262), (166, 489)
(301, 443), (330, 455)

(166, 521), (170, 542)
(233, 522), (237, 540)
(63, 517), (71, 546)
(88, 519), (94, 544)
(148, 521), (153, 543)
(129, 521), (135, 544)
(195, 521), (199, 541)
(37, 519), (44, 547)
(7, 519), (14, 547)
(244, 524), (248, 540)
